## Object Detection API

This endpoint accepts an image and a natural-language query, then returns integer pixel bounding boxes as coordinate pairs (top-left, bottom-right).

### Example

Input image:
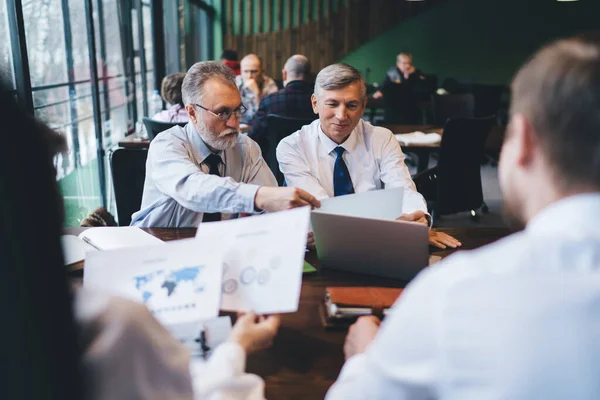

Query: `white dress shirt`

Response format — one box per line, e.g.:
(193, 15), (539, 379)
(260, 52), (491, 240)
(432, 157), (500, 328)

(76, 290), (265, 400)
(130, 123), (277, 228)
(276, 119), (427, 215)
(327, 193), (600, 400)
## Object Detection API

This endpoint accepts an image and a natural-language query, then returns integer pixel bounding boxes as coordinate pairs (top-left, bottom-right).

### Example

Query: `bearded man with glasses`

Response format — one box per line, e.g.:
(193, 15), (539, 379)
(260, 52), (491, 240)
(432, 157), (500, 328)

(131, 61), (320, 228)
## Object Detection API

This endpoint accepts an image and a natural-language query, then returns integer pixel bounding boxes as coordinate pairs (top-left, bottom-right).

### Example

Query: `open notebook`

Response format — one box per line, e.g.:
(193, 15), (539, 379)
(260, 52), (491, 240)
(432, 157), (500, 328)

(61, 227), (164, 266)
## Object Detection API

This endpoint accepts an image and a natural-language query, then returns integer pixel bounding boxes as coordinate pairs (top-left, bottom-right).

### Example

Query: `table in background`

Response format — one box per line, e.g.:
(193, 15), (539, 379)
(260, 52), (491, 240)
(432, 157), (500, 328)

(381, 124), (505, 173)
(68, 226), (511, 399)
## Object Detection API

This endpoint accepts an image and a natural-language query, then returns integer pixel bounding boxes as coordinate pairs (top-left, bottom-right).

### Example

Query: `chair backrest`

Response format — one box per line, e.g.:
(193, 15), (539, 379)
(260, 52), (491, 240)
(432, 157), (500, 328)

(266, 114), (316, 185)
(436, 116), (496, 215)
(382, 82), (418, 124)
(432, 93), (475, 125)
(142, 117), (186, 140)
(110, 148), (148, 226)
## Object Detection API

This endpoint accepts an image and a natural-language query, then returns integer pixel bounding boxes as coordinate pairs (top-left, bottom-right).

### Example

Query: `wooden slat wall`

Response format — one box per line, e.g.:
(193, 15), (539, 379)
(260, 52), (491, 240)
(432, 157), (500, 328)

(223, 0), (444, 80)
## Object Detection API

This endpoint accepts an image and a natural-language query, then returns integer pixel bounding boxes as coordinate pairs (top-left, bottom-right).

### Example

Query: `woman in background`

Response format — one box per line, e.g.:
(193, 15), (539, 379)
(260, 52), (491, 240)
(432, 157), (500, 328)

(153, 72), (189, 123)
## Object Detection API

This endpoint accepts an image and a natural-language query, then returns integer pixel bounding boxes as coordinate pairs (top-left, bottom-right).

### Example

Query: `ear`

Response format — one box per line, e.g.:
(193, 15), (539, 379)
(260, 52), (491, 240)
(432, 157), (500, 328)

(186, 104), (197, 124)
(282, 69), (287, 81)
(509, 113), (536, 168)
(311, 94), (318, 114)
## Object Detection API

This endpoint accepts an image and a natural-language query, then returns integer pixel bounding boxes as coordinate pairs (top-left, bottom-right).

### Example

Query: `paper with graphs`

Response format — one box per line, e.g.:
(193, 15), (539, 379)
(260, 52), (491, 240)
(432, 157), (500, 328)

(196, 207), (310, 314)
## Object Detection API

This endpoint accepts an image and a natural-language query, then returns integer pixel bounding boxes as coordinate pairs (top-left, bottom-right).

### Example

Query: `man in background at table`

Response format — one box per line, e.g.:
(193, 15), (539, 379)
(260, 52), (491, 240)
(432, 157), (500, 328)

(249, 54), (316, 157)
(327, 35), (600, 399)
(372, 52), (425, 100)
(131, 61), (319, 228)
(236, 54), (279, 125)
(276, 63), (459, 249)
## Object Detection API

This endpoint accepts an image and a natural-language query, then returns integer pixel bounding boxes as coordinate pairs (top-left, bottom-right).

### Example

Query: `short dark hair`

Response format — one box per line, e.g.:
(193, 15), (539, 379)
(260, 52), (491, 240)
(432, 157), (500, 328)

(160, 72), (186, 107)
(220, 49), (239, 61)
(510, 34), (600, 191)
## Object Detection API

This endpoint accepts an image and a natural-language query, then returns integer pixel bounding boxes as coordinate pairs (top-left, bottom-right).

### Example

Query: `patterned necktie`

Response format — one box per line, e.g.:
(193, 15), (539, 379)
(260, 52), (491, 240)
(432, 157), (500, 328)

(202, 153), (222, 222)
(333, 147), (355, 197)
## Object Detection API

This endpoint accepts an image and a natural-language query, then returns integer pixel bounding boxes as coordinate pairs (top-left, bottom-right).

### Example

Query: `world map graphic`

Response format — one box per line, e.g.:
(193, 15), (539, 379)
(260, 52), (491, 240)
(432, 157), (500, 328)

(134, 266), (205, 305)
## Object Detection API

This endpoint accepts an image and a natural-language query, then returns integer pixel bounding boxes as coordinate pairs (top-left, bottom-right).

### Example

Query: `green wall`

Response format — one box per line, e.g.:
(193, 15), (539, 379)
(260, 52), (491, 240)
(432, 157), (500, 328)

(341, 0), (600, 85)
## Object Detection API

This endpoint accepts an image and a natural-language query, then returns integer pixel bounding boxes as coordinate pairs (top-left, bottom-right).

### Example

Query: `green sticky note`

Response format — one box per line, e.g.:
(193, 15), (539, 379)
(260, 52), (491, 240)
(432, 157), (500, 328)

(303, 261), (317, 274)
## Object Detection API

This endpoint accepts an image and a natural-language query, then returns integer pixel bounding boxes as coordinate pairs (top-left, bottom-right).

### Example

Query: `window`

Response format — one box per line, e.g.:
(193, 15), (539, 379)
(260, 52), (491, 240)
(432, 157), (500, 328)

(5, 0), (174, 226)
(0, 0), (14, 86)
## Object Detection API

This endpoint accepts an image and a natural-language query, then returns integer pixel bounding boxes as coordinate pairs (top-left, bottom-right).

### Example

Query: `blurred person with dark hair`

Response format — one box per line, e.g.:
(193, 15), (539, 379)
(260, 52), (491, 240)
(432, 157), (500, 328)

(326, 35), (600, 400)
(0, 75), (284, 400)
(221, 49), (241, 76)
(153, 72), (189, 123)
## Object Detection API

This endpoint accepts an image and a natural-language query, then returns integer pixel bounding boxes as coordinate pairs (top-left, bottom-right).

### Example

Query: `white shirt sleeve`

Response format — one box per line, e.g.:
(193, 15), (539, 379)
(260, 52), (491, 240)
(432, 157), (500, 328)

(325, 268), (443, 400)
(377, 131), (428, 216)
(76, 291), (266, 400)
(276, 136), (331, 199)
(148, 135), (262, 214)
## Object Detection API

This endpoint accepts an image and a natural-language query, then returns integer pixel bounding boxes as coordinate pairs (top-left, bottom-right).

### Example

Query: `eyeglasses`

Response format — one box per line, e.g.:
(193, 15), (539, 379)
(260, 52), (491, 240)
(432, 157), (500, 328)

(193, 103), (247, 122)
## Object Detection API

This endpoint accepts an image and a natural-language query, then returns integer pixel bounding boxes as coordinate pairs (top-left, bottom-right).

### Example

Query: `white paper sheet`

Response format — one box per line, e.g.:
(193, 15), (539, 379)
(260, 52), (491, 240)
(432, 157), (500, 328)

(78, 226), (164, 250)
(395, 131), (442, 146)
(61, 235), (97, 265)
(316, 188), (404, 220)
(195, 207), (311, 314)
(84, 238), (225, 327)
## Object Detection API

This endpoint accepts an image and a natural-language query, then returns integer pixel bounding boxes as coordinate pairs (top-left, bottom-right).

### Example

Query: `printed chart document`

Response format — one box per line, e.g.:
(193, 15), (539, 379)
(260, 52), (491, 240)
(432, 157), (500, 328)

(196, 207), (311, 314)
(316, 187), (404, 220)
(84, 238), (225, 327)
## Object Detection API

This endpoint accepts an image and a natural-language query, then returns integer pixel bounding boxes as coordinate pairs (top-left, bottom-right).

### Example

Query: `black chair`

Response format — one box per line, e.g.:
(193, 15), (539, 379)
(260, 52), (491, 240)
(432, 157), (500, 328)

(110, 148), (148, 226)
(382, 82), (419, 124)
(413, 116), (495, 221)
(142, 117), (186, 140)
(432, 93), (475, 125)
(265, 114), (316, 185)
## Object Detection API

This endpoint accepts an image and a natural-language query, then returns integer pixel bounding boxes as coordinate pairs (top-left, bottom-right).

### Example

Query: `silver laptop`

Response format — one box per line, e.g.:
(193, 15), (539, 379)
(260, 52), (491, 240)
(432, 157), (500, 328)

(311, 212), (429, 281)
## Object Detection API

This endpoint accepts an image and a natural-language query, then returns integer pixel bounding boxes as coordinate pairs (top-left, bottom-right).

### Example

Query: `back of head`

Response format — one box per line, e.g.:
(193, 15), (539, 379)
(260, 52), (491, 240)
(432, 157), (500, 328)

(221, 49), (239, 62)
(314, 63), (366, 99)
(511, 34), (600, 192)
(161, 72), (186, 107)
(0, 79), (82, 398)
(284, 54), (311, 80)
(182, 61), (236, 106)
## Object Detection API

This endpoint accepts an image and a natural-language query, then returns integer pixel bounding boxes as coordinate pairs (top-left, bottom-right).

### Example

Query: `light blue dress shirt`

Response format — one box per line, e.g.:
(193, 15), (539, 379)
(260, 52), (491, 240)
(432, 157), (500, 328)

(327, 193), (600, 400)
(130, 123), (277, 228)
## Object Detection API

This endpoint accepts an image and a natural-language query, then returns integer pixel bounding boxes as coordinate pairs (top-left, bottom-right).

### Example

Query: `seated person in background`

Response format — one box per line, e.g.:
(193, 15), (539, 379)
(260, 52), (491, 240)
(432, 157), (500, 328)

(372, 52), (425, 99)
(1, 77), (281, 400)
(326, 35), (600, 400)
(131, 61), (319, 228)
(373, 52), (426, 124)
(152, 72), (189, 123)
(276, 63), (458, 249)
(249, 54), (316, 155)
(236, 54), (279, 125)
(221, 48), (241, 76)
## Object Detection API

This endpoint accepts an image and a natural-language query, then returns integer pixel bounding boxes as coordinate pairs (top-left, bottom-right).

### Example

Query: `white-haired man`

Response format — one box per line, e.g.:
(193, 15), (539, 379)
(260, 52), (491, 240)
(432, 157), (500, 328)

(131, 61), (319, 227)
(326, 35), (600, 399)
(276, 63), (459, 248)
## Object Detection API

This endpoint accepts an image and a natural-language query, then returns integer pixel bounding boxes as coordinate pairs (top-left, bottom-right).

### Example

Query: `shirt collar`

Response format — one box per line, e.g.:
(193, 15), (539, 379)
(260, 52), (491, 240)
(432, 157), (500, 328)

(526, 193), (600, 235)
(185, 122), (226, 165)
(318, 120), (361, 156)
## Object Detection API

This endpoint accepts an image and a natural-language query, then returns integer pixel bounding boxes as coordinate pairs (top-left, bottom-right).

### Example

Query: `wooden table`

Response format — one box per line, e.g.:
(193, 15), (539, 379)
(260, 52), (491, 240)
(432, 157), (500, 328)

(117, 124), (251, 149)
(68, 226), (511, 399)
(381, 124), (505, 173)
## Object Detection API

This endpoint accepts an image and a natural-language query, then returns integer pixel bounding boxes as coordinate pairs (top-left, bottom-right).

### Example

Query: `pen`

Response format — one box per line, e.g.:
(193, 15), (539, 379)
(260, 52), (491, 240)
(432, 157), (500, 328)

(81, 236), (102, 251)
